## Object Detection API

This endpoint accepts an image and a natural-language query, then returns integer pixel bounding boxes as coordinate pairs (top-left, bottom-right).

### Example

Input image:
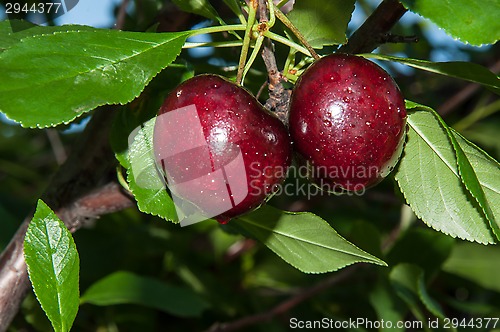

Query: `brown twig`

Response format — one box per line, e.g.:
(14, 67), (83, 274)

(114, 0), (130, 30)
(156, 5), (193, 32)
(258, 0), (268, 22)
(338, 0), (407, 54)
(223, 239), (256, 263)
(205, 265), (358, 332)
(438, 59), (500, 116)
(45, 129), (67, 165)
(261, 40), (291, 124)
(0, 108), (134, 331)
(256, 80), (268, 100)
(378, 33), (418, 44)
(258, 0), (291, 124)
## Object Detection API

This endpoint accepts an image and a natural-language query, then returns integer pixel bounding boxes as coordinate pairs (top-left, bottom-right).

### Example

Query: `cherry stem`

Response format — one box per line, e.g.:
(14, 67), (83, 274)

(116, 166), (131, 193)
(241, 35), (265, 83)
(188, 24), (246, 37)
(183, 40), (242, 49)
(241, 0), (274, 82)
(282, 48), (297, 80)
(263, 31), (311, 57)
(236, 0), (258, 85)
(273, 5), (320, 60)
(184, 4), (314, 67)
(186, 23), (309, 57)
(454, 99), (500, 131)
(267, 0), (276, 27)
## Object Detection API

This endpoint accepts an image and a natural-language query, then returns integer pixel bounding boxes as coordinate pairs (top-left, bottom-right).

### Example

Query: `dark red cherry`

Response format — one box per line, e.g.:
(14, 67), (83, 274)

(154, 74), (292, 224)
(289, 53), (407, 192)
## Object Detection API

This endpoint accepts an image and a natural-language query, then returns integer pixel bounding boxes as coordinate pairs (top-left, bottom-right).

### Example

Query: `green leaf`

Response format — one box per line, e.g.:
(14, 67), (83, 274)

(390, 264), (448, 325)
(442, 242), (500, 293)
(400, 0), (500, 46)
(389, 264), (428, 325)
(416, 276), (445, 319)
(389, 264), (422, 307)
(80, 271), (209, 317)
(24, 200), (80, 332)
(112, 111), (145, 169)
(362, 54), (500, 95)
(415, 102), (500, 242)
(230, 205), (386, 273)
(0, 20), (41, 51)
(111, 103), (157, 169)
(127, 117), (178, 222)
(395, 102), (496, 244)
(402, 103), (499, 241)
(408, 102), (500, 241)
(0, 28), (190, 128)
(450, 129), (500, 240)
(369, 283), (406, 332)
(172, 0), (220, 21)
(448, 129), (500, 239)
(287, 0), (356, 48)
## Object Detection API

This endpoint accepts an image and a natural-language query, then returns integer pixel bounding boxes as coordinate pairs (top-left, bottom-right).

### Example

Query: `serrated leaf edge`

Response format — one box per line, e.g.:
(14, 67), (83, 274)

(126, 124), (178, 223)
(419, 106), (497, 242)
(396, 106), (495, 244)
(399, 5), (496, 47)
(0, 29), (189, 128)
(238, 210), (387, 274)
(24, 200), (79, 332)
(449, 129), (500, 241)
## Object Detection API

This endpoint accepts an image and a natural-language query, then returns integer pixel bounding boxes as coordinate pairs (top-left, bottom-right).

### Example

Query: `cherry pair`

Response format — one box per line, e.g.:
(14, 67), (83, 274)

(154, 54), (407, 222)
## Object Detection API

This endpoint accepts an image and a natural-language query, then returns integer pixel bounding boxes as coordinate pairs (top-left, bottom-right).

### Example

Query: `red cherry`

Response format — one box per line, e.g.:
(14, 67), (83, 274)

(289, 53), (407, 192)
(154, 74), (292, 224)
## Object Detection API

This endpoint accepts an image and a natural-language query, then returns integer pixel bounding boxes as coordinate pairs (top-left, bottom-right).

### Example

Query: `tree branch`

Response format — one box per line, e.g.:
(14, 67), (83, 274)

(259, 0), (291, 124)
(114, 0), (130, 30)
(261, 40), (291, 125)
(438, 59), (500, 116)
(338, 0), (407, 54)
(0, 1), (201, 328)
(0, 108), (134, 331)
(205, 265), (358, 332)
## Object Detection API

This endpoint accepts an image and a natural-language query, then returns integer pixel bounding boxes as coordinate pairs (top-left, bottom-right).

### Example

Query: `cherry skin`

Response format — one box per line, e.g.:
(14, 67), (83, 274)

(289, 53), (407, 192)
(154, 74), (292, 223)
